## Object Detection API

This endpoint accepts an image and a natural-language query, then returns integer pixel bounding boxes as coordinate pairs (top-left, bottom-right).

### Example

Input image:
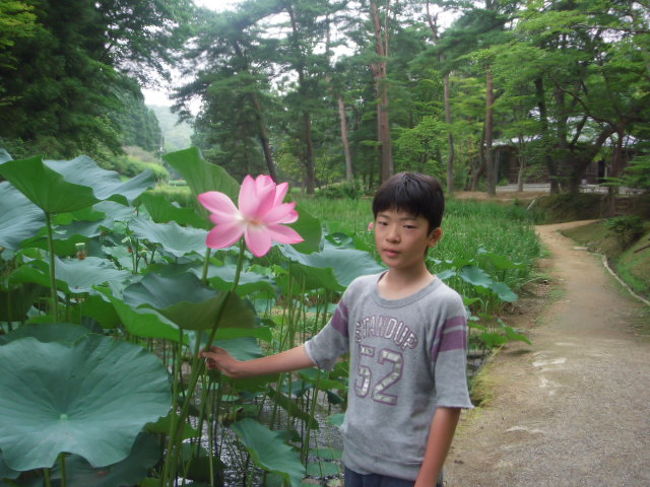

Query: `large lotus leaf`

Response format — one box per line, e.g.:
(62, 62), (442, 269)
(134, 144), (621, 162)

(0, 323), (90, 346)
(44, 156), (154, 205)
(163, 147), (239, 202)
(139, 192), (206, 228)
(0, 450), (19, 480)
(0, 335), (171, 471)
(231, 418), (304, 487)
(489, 281), (518, 303)
(288, 204), (321, 254)
(0, 181), (45, 251)
(0, 283), (46, 322)
(50, 433), (161, 487)
(0, 156), (100, 214)
(123, 272), (215, 310)
(10, 257), (129, 295)
(200, 263), (275, 297)
(55, 257), (130, 294)
(76, 293), (121, 329)
(160, 291), (256, 331)
(130, 217), (208, 258)
(279, 243), (385, 291)
(123, 273), (256, 331)
(99, 289), (186, 343)
(458, 265), (493, 288)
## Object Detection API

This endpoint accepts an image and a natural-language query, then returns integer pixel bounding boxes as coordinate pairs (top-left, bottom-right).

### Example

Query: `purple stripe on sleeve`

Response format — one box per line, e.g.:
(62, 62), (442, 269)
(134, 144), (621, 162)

(439, 328), (468, 352)
(330, 301), (349, 337)
(430, 315), (467, 362)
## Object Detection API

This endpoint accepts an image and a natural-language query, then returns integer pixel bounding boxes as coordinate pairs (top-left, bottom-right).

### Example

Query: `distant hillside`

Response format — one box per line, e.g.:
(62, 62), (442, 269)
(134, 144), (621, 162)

(148, 105), (194, 152)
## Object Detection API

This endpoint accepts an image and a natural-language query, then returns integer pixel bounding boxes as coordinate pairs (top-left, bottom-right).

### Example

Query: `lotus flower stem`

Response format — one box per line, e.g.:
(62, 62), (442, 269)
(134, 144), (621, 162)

(163, 242), (247, 485)
(44, 212), (58, 319)
(201, 247), (211, 284)
(59, 453), (67, 487)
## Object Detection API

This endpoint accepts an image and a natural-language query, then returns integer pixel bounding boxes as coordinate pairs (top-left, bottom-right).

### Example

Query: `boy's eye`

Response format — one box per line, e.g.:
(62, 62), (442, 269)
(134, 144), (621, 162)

(377, 221), (388, 226)
(403, 225), (417, 229)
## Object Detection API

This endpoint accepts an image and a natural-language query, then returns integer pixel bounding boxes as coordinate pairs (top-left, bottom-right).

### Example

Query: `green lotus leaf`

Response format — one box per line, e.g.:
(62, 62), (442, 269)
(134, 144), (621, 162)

(123, 272), (215, 310)
(163, 147), (239, 202)
(123, 273), (256, 331)
(458, 265), (493, 288)
(139, 192), (206, 228)
(0, 335), (171, 471)
(44, 156), (154, 205)
(0, 156), (100, 214)
(0, 450), (20, 480)
(0, 181), (45, 251)
(76, 293), (121, 329)
(50, 433), (161, 487)
(489, 281), (518, 303)
(201, 263), (275, 297)
(231, 418), (304, 487)
(0, 322), (90, 346)
(99, 289), (185, 343)
(288, 204), (322, 254)
(145, 412), (199, 440)
(130, 217), (208, 258)
(279, 243), (384, 291)
(11, 257), (130, 295)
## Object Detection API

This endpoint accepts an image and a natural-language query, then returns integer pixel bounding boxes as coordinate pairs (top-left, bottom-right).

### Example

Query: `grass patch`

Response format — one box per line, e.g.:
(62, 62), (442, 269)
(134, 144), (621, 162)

(563, 220), (650, 300)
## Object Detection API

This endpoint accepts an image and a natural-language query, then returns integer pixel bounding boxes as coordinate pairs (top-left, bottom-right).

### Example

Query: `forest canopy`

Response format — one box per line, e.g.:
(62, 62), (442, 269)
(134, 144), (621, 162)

(1, 0), (648, 194)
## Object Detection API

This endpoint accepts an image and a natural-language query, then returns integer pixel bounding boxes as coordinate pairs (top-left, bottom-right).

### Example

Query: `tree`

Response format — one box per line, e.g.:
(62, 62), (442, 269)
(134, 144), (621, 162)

(0, 0), (191, 159)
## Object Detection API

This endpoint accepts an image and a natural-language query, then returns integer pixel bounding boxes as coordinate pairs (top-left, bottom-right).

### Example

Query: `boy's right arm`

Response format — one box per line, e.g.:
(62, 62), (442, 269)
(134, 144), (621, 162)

(201, 344), (315, 379)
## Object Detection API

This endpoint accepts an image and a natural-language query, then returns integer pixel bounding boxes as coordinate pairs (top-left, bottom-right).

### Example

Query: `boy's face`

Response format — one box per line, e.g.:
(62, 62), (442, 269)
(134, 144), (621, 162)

(373, 208), (442, 272)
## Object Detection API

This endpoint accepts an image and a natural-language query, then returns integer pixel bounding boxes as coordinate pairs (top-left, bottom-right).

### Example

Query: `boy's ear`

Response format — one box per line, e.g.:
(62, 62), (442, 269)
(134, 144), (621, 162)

(428, 227), (443, 247)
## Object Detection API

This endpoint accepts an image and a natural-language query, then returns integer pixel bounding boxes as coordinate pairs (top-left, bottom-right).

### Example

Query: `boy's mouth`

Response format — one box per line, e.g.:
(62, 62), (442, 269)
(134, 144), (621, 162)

(383, 248), (400, 257)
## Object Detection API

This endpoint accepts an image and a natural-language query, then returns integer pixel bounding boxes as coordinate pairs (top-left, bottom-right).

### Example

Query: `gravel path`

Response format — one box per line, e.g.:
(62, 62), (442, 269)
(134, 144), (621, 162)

(445, 221), (650, 487)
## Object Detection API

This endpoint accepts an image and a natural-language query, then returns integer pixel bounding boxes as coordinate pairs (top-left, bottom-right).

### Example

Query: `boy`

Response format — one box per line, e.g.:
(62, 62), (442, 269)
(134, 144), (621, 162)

(202, 172), (473, 486)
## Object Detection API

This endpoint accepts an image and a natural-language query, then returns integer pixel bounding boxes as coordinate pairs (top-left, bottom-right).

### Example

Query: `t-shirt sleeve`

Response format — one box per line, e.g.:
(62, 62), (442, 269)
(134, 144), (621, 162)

(429, 292), (474, 409)
(304, 289), (352, 371)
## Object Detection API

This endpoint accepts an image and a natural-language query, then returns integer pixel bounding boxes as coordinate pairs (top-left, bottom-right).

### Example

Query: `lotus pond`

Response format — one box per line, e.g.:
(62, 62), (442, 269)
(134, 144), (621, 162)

(0, 148), (539, 486)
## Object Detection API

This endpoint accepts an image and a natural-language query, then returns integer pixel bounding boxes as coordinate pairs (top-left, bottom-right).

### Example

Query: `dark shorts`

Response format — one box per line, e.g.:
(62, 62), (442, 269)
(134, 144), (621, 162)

(344, 467), (444, 487)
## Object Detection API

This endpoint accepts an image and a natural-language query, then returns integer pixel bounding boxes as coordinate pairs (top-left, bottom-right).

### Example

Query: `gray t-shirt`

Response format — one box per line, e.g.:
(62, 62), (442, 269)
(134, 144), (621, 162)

(305, 272), (473, 481)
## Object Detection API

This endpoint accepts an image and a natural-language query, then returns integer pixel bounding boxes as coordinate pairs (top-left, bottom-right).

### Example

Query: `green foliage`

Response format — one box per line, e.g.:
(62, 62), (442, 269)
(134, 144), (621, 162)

(1, 147), (541, 485)
(0, 331), (170, 471)
(605, 216), (645, 247)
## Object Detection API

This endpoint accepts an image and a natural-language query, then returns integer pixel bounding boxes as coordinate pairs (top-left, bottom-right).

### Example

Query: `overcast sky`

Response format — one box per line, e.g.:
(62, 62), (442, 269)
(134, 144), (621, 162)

(142, 0), (240, 106)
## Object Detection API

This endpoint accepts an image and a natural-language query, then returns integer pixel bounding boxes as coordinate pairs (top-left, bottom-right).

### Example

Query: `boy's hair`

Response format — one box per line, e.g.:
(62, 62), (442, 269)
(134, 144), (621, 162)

(372, 172), (445, 231)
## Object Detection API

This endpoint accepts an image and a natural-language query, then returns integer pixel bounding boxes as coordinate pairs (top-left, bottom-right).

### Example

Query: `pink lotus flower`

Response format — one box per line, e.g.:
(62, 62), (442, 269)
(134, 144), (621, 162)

(198, 175), (304, 257)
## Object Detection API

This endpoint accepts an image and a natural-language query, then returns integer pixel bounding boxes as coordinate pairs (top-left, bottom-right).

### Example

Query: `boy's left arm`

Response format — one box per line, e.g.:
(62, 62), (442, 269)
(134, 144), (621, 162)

(414, 406), (461, 487)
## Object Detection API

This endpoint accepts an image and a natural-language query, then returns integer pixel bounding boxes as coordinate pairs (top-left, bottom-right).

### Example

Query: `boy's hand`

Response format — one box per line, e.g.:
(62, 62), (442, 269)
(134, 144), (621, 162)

(200, 347), (242, 378)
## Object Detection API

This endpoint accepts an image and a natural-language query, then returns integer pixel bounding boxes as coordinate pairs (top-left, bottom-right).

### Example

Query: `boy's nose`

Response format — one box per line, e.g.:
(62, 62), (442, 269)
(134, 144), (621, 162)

(386, 226), (400, 242)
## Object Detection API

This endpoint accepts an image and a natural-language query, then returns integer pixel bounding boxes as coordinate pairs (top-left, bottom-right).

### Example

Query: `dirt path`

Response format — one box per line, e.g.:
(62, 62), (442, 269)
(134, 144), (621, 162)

(446, 221), (650, 487)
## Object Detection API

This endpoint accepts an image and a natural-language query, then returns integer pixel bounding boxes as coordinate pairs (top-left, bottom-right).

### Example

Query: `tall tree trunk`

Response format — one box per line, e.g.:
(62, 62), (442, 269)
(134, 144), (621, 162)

(534, 78), (559, 193)
(444, 73), (455, 192)
(337, 95), (354, 182)
(485, 68), (496, 196)
(426, 2), (455, 192)
(250, 92), (277, 181)
(303, 110), (316, 194)
(369, 0), (393, 183)
(287, 3), (316, 194)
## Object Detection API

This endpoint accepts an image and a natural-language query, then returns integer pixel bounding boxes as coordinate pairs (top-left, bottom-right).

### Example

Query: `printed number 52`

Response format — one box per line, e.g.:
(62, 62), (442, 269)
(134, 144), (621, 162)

(354, 345), (403, 405)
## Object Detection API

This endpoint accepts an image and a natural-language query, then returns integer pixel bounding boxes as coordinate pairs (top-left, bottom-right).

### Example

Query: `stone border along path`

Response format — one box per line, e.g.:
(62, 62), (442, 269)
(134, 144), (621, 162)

(445, 221), (650, 487)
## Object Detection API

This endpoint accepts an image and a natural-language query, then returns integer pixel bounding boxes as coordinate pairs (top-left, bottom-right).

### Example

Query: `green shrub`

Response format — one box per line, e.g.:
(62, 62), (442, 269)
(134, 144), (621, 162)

(150, 183), (194, 207)
(605, 216), (645, 247)
(108, 155), (169, 182)
(317, 181), (361, 199)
